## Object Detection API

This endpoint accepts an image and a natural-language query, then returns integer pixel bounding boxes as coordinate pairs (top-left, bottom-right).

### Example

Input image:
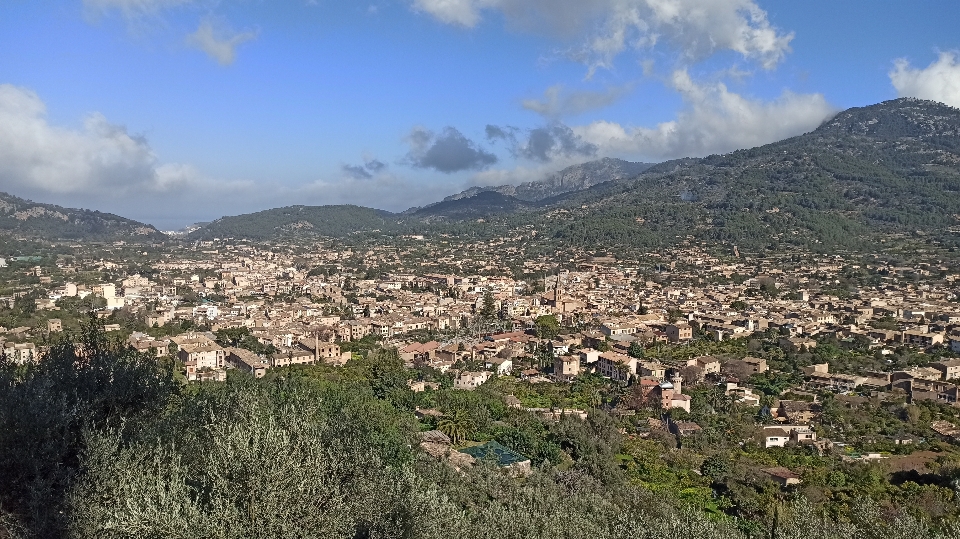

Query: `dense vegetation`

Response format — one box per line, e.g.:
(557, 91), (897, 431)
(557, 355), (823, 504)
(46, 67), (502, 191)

(0, 192), (165, 241)
(5, 322), (960, 538)
(189, 205), (397, 241)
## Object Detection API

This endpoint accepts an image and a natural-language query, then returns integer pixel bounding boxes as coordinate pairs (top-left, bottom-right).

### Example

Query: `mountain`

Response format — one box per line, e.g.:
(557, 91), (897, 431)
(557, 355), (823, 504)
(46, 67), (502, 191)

(189, 99), (960, 250)
(441, 157), (655, 202)
(0, 192), (166, 241)
(540, 98), (960, 252)
(409, 191), (536, 221)
(188, 205), (397, 241)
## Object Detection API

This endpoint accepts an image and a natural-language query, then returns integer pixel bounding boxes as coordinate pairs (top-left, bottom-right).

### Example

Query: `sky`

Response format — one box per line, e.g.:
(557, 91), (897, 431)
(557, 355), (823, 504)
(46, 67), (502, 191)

(2, 0), (960, 230)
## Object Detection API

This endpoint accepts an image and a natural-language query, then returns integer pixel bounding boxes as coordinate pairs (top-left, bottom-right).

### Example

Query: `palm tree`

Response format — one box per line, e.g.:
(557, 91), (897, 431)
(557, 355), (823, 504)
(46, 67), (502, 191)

(437, 410), (474, 445)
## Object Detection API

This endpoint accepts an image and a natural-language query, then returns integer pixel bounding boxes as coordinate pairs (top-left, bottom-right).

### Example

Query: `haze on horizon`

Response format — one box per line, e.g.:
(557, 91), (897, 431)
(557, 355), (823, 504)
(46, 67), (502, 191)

(2, 0), (960, 230)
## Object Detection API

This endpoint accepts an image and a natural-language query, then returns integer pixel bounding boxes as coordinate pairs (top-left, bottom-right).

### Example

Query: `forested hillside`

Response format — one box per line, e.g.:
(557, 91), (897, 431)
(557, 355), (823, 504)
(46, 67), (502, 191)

(189, 205), (398, 241)
(0, 192), (165, 242)
(539, 98), (960, 253)
(440, 158), (655, 202)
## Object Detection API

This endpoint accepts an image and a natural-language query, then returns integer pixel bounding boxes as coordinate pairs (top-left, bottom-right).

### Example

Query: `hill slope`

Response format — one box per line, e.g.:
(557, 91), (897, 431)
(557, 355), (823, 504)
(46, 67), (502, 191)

(0, 192), (165, 242)
(541, 98), (960, 252)
(410, 191), (536, 221)
(442, 157), (654, 202)
(189, 205), (398, 241)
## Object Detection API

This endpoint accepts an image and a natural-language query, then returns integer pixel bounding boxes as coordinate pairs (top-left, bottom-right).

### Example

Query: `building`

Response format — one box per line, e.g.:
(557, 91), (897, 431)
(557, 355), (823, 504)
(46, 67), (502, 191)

(226, 348), (269, 378)
(931, 359), (960, 381)
(596, 351), (638, 381)
(47, 319), (62, 333)
(554, 355), (580, 381)
(763, 467), (802, 486)
(454, 371), (492, 390)
(763, 425), (816, 448)
(665, 322), (693, 343)
(172, 333), (225, 370)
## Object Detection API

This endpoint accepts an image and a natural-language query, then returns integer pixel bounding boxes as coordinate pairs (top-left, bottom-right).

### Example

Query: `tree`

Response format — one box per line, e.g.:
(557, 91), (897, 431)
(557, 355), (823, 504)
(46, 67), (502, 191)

(700, 454), (730, 481)
(535, 315), (560, 340)
(437, 410), (474, 445)
(627, 342), (645, 359)
(480, 291), (497, 320)
(0, 318), (178, 537)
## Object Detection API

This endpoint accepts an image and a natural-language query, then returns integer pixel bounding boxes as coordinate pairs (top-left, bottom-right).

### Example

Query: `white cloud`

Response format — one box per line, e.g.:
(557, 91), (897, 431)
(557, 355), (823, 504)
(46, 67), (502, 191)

(186, 20), (259, 66)
(0, 83), (263, 228)
(0, 84), (160, 196)
(411, 0), (495, 27)
(522, 84), (633, 118)
(571, 69), (834, 160)
(413, 0), (793, 73)
(890, 52), (960, 109)
(0, 83), (451, 228)
(82, 0), (196, 19)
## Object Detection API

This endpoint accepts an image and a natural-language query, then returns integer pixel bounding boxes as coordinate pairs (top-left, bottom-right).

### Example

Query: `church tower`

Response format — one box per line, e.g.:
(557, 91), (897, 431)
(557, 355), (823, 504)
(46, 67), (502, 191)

(671, 374), (683, 395)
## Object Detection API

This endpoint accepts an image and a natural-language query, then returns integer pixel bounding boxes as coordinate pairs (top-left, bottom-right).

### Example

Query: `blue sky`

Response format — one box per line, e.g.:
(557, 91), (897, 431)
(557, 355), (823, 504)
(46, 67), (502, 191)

(1, 0), (960, 229)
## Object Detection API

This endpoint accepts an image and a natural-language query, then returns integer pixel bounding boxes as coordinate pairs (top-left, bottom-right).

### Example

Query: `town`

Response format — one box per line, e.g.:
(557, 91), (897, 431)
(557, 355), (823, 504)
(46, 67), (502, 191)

(4, 236), (960, 436)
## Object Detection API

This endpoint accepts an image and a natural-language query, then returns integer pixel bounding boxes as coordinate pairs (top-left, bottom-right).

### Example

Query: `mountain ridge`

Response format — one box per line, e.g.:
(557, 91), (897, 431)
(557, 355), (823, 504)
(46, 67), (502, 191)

(0, 192), (166, 242)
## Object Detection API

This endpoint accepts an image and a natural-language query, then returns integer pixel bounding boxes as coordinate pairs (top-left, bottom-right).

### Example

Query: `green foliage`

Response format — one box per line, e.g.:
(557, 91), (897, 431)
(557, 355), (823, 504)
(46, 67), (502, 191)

(0, 318), (178, 537)
(438, 410), (474, 445)
(0, 191), (166, 241)
(534, 314), (559, 340)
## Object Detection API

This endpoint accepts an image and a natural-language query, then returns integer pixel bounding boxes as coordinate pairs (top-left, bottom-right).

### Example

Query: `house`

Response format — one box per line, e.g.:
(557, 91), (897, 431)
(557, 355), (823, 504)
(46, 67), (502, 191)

(485, 357), (513, 375)
(665, 322), (693, 343)
(297, 338), (344, 364)
(777, 400), (822, 423)
(47, 319), (62, 333)
(454, 371), (492, 390)
(172, 333), (225, 370)
(763, 425), (816, 448)
(723, 356), (768, 378)
(951, 338), (960, 354)
(669, 420), (702, 437)
(930, 359), (960, 381)
(2, 342), (37, 364)
(597, 351), (638, 381)
(270, 348), (316, 368)
(902, 330), (944, 348)
(399, 341), (439, 364)
(763, 467), (802, 486)
(725, 382), (761, 406)
(554, 355), (580, 381)
(226, 347), (269, 378)
(638, 361), (666, 379)
(693, 355), (721, 376)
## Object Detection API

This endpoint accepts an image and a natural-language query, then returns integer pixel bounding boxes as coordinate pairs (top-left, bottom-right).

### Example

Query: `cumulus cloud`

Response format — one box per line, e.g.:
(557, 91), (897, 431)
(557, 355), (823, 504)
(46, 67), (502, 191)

(405, 126), (498, 173)
(522, 84), (632, 118)
(413, 0), (793, 73)
(0, 83), (262, 229)
(0, 84), (161, 196)
(364, 159), (387, 172)
(485, 124), (518, 143)
(484, 123), (596, 163)
(573, 69), (834, 160)
(519, 124), (598, 162)
(186, 20), (258, 65)
(342, 164), (372, 179)
(341, 158), (388, 179)
(890, 52), (960, 109)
